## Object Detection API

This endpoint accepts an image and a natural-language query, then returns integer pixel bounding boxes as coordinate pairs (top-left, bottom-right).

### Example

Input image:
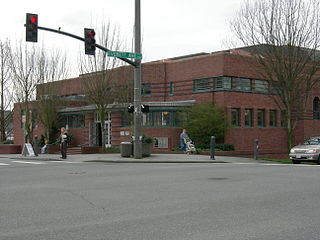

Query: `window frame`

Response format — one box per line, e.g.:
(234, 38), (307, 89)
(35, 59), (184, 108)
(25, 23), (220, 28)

(231, 108), (241, 127)
(244, 108), (253, 127)
(257, 109), (266, 127)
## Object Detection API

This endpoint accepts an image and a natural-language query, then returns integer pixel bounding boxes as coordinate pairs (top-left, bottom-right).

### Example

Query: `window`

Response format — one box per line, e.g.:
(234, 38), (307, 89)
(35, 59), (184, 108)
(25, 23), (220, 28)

(244, 109), (253, 127)
(215, 76), (231, 90)
(121, 111), (133, 127)
(232, 77), (251, 91)
(169, 82), (174, 96)
(313, 97), (320, 120)
(231, 108), (240, 127)
(281, 111), (286, 127)
(141, 83), (151, 96)
(59, 114), (85, 128)
(255, 80), (269, 93)
(257, 109), (265, 127)
(143, 111), (178, 127)
(269, 110), (277, 127)
(193, 78), (212, 92)
(153, 137), (169, 148)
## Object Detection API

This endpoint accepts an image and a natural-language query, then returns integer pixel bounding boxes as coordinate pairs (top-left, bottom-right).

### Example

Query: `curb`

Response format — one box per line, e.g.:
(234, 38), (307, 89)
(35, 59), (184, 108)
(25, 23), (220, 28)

(85, 160), (227, 163)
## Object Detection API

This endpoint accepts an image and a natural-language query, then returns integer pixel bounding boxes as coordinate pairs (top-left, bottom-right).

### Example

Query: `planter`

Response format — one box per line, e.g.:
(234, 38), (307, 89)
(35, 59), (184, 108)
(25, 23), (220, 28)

(81, 146), (101, 154)
(142, 143), (152, 157)
(47, 145), (60, 154)
(0, 144), (21, 154)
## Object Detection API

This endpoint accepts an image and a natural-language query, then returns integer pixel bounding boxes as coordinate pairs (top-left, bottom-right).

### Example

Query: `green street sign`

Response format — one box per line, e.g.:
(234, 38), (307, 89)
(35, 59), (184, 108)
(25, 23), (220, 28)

(107, 51), (142, 59)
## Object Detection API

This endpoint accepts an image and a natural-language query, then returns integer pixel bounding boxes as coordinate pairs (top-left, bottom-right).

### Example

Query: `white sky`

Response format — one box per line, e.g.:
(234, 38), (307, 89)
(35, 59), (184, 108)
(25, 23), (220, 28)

(3, 0), (243, 77)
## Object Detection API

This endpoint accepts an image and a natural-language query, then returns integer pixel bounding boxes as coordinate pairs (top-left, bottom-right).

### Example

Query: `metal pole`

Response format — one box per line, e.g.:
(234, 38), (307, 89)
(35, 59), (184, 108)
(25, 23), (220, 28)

(133, 0), (142, 159)
(210, 136), (216, 160)
(254, 139), (259, 160)
(33, 135), (38, 156)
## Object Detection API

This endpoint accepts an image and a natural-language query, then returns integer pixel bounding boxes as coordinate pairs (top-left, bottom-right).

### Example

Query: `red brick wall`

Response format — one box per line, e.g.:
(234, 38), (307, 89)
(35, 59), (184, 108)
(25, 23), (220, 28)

(13, 51), (320, 155)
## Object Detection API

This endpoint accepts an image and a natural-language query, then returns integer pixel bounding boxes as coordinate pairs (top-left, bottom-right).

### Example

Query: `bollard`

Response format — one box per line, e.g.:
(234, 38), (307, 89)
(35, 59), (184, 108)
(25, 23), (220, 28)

(34, 135), (39, 156)
(254, 139), (259, 160)
(210, 136), (216, 160)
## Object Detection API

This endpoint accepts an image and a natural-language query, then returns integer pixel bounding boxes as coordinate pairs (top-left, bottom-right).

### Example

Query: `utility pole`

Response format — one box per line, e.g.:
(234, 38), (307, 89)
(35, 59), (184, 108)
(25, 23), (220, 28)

(133, 0), (142, 159)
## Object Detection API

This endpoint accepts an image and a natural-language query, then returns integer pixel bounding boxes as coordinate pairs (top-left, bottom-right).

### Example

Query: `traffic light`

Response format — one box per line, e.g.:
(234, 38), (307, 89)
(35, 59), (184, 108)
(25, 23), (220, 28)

(141, 104), (149, 113)
(84, 28), (96, 55)
(26, 13), (38, 42)
(128, 105), (134, 113)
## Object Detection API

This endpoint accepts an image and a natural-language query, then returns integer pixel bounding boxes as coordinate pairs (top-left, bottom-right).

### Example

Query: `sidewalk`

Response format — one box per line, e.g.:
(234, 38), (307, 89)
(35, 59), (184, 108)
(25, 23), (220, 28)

(0, 153), (273, 164)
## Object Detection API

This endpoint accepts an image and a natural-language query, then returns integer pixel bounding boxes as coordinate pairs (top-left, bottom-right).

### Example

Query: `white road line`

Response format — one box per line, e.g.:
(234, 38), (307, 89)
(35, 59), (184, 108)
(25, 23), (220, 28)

(12, 160), (47, 165)
(0, 163), (10, 166)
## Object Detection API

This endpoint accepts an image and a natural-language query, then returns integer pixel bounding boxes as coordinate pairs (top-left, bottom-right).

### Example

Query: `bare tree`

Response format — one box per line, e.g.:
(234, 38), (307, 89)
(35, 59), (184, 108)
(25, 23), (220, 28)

(79, 22), (131, 150)
(36, 47), (69, 142)
(230, 0), (320, 150)
(10, 41), (38, 143)
(11, 41), (69, 143)
(0, 39), (14, 142)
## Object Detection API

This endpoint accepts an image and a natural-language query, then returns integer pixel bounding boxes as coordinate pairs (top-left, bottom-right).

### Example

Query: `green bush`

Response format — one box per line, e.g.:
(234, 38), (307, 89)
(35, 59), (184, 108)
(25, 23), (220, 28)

(195, 143), (234, 151)
(215, 143), (234, 151)
(2, 140), (14, 144)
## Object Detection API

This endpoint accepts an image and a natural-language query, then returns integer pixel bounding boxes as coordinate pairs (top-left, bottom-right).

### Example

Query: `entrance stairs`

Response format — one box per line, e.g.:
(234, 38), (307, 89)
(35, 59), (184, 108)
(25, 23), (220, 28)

(51, 146), (82, 155)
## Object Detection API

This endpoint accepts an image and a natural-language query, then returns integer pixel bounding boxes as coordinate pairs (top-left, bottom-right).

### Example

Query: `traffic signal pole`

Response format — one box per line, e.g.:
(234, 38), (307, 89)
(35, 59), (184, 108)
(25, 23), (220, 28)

(36, 26), (137, 67)
(25, 3), (143, 158)
(133, 0), (142, 159)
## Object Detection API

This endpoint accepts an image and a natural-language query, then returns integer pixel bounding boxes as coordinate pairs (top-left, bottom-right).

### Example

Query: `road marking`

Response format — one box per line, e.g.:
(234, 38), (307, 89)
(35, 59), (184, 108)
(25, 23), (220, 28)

(0, 163), (10, 166)
(12, 160), (47, 165)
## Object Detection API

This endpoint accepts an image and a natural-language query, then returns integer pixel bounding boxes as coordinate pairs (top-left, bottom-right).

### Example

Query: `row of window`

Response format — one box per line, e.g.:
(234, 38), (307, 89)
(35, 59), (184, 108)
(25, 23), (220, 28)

(59, 114), (85, 128)
(122, 111), (181, 127)
(141, 76), (271, 97)
(231, 108), (283, 128)
(193, 77), (269, 93)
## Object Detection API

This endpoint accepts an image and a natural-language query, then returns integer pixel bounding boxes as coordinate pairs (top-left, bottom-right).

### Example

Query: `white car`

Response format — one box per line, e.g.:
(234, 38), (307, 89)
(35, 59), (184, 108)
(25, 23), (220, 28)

(289, 137), (320, 164)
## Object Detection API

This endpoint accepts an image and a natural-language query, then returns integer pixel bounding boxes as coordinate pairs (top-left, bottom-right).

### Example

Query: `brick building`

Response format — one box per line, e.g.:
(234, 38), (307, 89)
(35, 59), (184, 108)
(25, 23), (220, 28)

(13, 47), (320, 155)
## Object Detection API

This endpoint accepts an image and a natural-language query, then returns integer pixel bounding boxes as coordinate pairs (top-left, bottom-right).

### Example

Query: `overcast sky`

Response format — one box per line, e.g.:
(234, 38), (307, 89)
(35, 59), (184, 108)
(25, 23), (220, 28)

(3, 0), (243, 77)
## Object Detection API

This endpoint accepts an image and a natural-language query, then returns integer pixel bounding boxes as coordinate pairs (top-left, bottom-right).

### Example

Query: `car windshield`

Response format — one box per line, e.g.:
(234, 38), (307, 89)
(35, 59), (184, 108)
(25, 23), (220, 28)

(303, 138), (320, 145)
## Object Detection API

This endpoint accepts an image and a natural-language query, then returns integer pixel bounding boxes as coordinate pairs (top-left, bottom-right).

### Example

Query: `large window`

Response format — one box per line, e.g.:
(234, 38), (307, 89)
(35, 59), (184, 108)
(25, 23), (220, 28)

(215, 76), (231, 90)
(141, 83), (151, 97)
(255, 80), (269, 93)
(313, 97), (320, 120)
(169, 82), (174, 96)
(244, 109), (253, 127)
(269, 110), (277, 127)
(59, 114), (85, 128)
(143, 111), (178, 127)
(257, 109), (265, 127)
(193, 78), (212, 92)
(231, 108), (241, 127)
(232, 77), (251, 92)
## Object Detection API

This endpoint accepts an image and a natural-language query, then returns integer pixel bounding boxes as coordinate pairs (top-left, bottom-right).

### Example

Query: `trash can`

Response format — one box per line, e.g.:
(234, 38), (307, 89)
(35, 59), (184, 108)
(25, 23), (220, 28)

(120, 142), (133, 157)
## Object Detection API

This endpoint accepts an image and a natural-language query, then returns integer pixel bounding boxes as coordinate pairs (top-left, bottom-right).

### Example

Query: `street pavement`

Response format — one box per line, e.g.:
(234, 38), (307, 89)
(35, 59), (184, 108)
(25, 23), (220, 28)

(1, 154), (320, 240)
(0, 152), (275, 164)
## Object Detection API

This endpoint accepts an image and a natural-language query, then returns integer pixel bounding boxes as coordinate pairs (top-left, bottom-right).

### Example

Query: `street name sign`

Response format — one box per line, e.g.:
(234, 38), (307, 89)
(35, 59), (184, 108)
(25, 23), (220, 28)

(107, 51), (142, 59)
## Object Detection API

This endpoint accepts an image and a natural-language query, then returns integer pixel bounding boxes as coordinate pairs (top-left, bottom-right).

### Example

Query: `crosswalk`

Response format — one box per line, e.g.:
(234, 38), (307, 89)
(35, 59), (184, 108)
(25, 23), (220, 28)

(0, 159), (82, 167)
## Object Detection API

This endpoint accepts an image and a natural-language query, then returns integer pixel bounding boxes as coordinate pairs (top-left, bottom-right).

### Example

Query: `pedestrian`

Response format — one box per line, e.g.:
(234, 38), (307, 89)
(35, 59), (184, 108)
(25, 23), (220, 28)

(41, 138), (48, 154)
(60, 127), (68, 159)
(180, 129), (190, 153)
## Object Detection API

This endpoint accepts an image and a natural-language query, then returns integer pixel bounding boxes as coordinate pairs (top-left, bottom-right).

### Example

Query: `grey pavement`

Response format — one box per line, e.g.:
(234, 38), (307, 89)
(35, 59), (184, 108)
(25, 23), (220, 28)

(0, 152), (277, 164)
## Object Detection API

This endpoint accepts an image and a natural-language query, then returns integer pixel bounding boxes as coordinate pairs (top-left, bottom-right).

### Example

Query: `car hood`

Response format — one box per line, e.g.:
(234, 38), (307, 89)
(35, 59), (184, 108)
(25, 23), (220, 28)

(291, 144), (320, 150)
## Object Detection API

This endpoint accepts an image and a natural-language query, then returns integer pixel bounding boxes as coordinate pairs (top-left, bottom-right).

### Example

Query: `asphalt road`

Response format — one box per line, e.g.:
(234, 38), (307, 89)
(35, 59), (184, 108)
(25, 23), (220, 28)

(1, 158), (320, 240)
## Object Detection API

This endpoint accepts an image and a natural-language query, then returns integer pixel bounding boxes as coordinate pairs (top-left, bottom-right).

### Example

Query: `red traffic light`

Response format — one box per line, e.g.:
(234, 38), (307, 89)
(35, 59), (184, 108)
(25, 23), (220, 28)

(87, 30), (95, 38)
(30, 16), (37, 23)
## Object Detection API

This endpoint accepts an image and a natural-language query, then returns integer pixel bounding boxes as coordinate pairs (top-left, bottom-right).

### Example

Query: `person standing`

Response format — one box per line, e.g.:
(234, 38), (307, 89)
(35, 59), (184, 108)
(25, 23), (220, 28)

(180, 129), (190, 153)
(60, 127), (68, 159)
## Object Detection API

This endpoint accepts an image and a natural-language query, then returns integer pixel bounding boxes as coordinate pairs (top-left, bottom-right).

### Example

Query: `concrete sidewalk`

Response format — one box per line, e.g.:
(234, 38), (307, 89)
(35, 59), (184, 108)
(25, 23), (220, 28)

(0, 153), (273, 164)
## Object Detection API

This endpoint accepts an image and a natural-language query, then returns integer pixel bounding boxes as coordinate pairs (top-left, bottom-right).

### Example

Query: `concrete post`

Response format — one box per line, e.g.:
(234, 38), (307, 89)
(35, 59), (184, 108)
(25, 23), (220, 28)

(254, 139), (259, 160)
(210, 136), (216, 160)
